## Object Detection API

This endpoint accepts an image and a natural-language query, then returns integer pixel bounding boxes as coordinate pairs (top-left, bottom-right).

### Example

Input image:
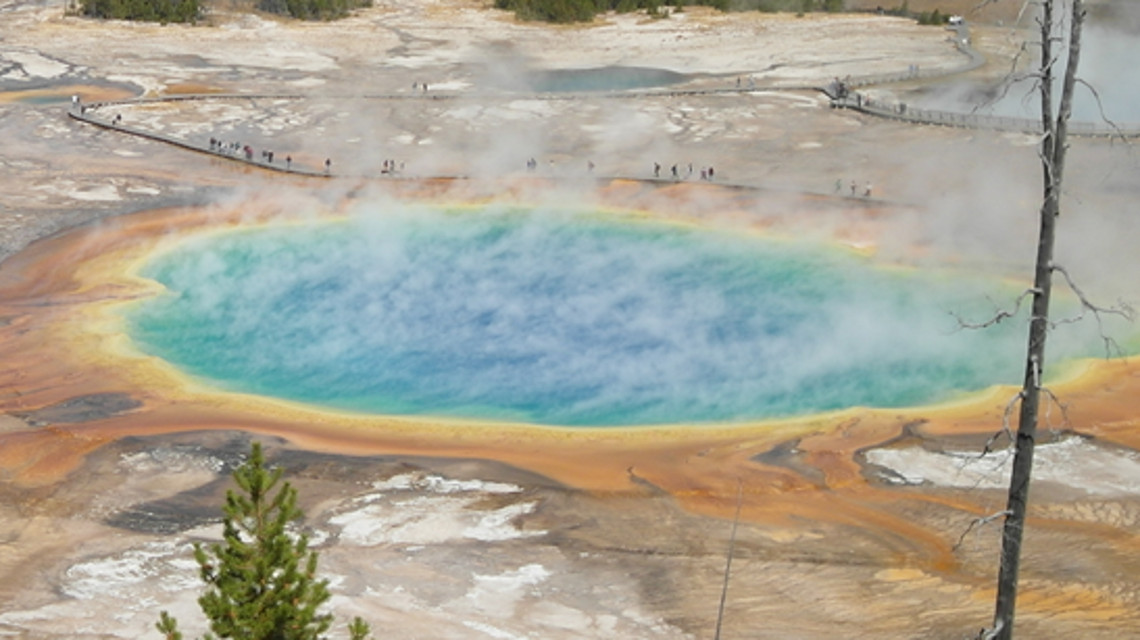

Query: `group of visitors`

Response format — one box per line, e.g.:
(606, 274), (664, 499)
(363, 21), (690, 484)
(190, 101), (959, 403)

(201, 136), (413, 178)
(654, 162), (714, 181)
(208, 137), (294, 171)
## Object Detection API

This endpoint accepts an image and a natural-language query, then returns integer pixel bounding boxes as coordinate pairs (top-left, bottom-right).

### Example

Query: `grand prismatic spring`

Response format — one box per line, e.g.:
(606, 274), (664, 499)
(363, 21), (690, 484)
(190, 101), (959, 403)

(123, 204), (1113, 427)
(3, 1), (1140, 637)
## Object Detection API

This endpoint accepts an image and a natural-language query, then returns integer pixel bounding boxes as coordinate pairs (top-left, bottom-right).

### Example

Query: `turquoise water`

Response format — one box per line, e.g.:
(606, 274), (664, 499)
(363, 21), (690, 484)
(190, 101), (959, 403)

(126, 206), (1108, 427)
(523, 67), (687, 93)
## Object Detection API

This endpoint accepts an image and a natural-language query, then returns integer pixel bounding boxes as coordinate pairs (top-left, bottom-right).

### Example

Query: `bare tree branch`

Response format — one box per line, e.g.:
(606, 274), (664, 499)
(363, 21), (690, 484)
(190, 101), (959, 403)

(981, 390), (1024, 456)
(950, 289), (1036, 330)
(954, 509), (1013, 552)
(973, 39), (1036, 114)
(1013, 0), (1035, 25)
(979, 385), (1071, 460)
(977, 614), (1006, 639)
(1040, 386), (1072, 437)
(1074, 78), (1129, 142)
(1050, 263), (1136, 356)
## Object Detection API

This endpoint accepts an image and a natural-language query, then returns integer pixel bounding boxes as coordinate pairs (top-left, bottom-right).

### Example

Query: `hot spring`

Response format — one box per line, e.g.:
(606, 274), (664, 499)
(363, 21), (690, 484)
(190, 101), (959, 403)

(487, 66), (689, 93)
(123, 205), (1111, 427)
(526, 67), (687, 92)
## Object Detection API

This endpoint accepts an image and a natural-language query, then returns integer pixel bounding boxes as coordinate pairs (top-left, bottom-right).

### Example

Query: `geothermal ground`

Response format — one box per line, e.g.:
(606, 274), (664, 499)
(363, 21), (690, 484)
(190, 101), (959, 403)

(2, 0), (1140, 638)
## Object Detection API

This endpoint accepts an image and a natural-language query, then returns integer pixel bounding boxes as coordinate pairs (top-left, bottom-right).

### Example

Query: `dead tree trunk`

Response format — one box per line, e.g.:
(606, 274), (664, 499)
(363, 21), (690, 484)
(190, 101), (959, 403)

(989, 0), (1085, 637)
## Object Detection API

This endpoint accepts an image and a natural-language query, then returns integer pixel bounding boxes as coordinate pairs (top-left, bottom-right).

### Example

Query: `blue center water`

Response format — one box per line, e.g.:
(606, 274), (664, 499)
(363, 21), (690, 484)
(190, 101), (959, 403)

(126, 206), (1104, 427)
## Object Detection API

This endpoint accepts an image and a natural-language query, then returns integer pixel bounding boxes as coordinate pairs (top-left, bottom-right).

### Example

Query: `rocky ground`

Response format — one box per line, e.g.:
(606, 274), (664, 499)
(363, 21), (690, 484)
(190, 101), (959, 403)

(1, 0), (1139, 638)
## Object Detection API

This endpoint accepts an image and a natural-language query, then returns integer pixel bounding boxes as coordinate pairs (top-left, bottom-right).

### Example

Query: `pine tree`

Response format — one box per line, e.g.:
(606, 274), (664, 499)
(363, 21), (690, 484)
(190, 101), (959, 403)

(157, 442), (372, 640)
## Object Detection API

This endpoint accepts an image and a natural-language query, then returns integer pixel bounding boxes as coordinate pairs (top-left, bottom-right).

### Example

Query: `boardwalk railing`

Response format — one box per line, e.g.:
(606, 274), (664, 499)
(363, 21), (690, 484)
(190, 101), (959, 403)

(832, 92), (1140, 137)
(827, 23), (1140, 137)
(67, 103), (332, 177)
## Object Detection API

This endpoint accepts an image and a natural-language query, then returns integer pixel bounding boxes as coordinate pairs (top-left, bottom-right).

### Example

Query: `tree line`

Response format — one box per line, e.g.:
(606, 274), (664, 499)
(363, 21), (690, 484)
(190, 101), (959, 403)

(494, 0), (845, 24)
(73, 0), (956, 26)
(73, 0), (960, 26)
(256, 0), (372, 21)
(77, 0), (371, 22)
(78, 0), (201, 24)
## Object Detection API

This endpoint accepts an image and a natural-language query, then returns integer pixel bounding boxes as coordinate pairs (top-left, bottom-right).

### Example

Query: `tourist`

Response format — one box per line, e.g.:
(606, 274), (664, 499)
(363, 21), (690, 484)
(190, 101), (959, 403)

(850, 180), (856, 196)
(708, 166), (714, 180)
(671, 164), (678, 179)
(864, 182), (872, 198)
(654, 162), (660, 178)
(325, 158), (331, 174)
(286, 155), (292, 170)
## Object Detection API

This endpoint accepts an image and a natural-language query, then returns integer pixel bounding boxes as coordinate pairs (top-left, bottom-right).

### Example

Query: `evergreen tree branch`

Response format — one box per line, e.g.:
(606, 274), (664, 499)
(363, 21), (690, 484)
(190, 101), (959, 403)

(158, 440), (359, 640)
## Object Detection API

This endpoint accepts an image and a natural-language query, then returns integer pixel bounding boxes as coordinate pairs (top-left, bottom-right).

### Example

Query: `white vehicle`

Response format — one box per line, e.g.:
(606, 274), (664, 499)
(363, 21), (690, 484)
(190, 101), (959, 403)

(948, 15), (964, 25)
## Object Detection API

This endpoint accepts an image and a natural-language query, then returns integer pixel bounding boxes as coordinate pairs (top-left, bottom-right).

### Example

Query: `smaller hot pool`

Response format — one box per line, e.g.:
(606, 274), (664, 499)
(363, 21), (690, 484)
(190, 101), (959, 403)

(507, 66), (688, 93)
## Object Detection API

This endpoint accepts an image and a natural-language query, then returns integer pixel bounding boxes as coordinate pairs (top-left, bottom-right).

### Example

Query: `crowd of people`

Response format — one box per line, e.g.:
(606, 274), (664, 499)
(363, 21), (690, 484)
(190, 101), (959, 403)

(202, 137), (416, 178)
(652, 162), (715, 182)
(204, 137), (337, 175)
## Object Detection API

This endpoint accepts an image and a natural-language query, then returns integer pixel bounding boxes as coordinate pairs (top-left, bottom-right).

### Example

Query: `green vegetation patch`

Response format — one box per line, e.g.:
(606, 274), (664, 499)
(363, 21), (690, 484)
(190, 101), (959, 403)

(493, 0), (845, 25)
(79, 0), (201, 23)
(256, 0), (372, 21)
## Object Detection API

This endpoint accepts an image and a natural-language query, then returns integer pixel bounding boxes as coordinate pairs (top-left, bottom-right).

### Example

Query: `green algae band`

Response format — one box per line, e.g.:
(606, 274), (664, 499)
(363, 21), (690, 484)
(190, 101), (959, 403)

(125, 206), (1099, 427)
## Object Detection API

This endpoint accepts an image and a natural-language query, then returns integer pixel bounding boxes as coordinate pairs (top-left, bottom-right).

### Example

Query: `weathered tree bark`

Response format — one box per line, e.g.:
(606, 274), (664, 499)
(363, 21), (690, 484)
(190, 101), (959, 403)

(989, 0), (1085, 637)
